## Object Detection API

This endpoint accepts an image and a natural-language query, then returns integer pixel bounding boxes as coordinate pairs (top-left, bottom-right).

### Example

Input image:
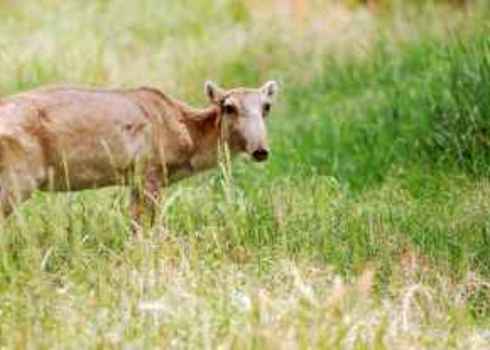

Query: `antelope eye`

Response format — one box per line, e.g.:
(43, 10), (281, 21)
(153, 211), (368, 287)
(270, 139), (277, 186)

(263, 103), (271, 115)
(223, 104), (237, 115)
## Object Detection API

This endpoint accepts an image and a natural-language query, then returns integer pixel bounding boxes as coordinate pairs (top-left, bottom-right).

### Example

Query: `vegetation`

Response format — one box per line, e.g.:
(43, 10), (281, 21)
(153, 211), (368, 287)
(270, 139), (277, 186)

(0, 0), (489, 348)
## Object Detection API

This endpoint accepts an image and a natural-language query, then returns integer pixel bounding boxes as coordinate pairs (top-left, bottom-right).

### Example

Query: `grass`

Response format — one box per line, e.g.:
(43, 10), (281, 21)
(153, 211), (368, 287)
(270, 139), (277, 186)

(0, 0), (490, 348)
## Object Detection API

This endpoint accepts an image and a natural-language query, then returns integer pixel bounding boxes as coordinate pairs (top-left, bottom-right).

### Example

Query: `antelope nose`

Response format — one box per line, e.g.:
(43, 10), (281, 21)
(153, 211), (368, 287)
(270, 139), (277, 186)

(252, 148), (269, 162)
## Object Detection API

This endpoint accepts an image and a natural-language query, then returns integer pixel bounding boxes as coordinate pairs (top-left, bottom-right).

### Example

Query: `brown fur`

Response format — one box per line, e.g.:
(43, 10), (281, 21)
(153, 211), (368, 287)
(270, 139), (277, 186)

(0, 81), (279, 232)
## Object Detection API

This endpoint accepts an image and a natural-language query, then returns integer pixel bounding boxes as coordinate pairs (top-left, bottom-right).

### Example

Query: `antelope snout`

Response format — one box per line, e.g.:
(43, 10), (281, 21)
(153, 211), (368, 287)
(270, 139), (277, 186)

(252, 148), (269, 162)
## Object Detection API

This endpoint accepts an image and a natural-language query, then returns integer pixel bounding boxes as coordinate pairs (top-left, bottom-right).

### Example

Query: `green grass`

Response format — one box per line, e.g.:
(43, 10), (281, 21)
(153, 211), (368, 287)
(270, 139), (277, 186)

(0, 1), (489, 348)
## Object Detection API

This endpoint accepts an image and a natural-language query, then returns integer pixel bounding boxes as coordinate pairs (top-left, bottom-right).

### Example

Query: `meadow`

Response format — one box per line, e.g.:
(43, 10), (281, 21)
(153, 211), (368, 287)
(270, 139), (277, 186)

(0, 0), (489, 348)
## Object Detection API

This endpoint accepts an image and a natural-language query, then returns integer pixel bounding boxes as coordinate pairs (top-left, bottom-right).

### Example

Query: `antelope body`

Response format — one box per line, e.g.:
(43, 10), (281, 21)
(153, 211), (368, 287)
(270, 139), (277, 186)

(0, 81), (278, 230)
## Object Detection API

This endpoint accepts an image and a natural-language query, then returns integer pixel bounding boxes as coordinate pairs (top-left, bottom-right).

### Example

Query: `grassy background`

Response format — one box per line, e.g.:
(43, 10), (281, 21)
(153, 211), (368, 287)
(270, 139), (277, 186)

(0, 0), (489, 348)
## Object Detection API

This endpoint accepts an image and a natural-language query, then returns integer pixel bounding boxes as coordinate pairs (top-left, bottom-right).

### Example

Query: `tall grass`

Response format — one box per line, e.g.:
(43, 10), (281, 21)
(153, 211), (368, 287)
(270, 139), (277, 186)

(0, 0), (489, 348)
(276, 34), (490, 186)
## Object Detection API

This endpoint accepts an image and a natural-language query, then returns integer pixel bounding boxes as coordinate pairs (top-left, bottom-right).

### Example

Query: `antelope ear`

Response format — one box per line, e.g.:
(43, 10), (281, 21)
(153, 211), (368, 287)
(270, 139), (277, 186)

(204, 80), (225, 104)
(261, 80), (279, 99)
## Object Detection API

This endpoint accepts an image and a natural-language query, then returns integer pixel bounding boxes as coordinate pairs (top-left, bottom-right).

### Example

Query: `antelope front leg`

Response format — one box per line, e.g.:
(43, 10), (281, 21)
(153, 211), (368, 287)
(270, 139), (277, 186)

(129, 187), (144, 239)
(129, 166), (162, 239)
(0, 185), (14, 218)
(144, 166), (162, 227)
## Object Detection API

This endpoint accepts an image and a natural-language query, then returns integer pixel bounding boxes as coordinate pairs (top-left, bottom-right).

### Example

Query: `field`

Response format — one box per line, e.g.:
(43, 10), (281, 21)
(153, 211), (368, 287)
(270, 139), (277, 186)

(0, 0), (490, 348)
